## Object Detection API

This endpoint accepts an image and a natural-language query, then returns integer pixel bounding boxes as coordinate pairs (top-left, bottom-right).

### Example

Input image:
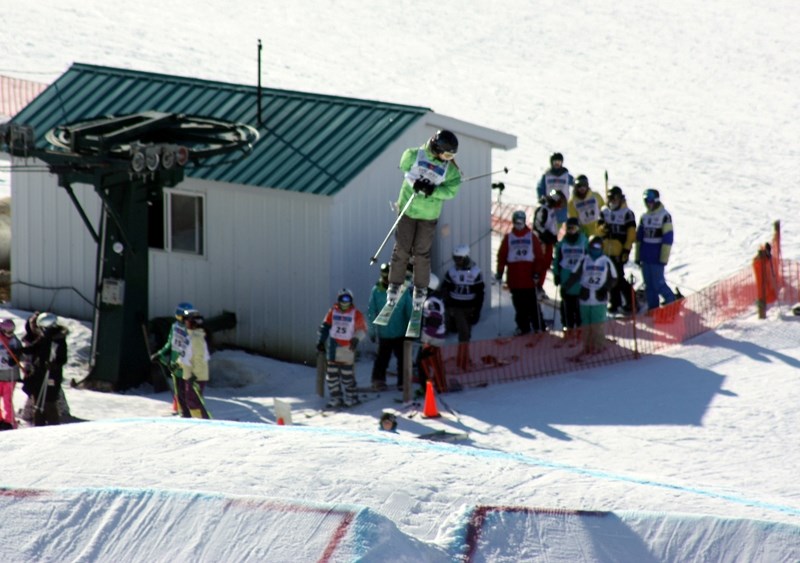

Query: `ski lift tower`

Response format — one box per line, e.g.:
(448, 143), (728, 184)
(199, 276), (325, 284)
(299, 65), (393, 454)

(0, 112), (258, 390)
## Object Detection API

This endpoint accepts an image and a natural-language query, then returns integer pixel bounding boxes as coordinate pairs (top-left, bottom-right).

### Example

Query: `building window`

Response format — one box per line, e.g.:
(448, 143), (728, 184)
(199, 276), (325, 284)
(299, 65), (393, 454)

(166, 191), (205, 255)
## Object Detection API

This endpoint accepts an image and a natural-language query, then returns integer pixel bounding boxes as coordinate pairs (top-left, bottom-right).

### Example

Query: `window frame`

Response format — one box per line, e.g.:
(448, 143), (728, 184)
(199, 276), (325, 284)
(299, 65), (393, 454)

(163, 188), (206, 257)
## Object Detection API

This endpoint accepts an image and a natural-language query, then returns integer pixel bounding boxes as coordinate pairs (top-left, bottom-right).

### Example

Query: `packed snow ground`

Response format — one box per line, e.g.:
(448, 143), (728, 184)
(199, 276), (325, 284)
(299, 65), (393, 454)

(1, 0), (800, 560)
(1, 295), (799, 561)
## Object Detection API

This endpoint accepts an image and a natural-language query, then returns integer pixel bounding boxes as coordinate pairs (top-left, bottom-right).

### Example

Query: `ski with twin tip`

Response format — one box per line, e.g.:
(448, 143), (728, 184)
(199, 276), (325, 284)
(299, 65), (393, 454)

(405, 306), (422, 338)
(373, 282), (410, 326)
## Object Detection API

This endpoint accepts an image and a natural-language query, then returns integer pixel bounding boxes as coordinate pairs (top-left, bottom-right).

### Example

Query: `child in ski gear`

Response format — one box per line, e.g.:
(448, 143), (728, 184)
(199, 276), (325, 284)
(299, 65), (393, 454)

(180, 310), (211, 419)
(635, 188), (675, 311)
(367, 263), (412, 391)
(419, 275), (447, 393)
(553, 218), (587, 338)
(387, 130), (462, 312)
(154, 302), (194, 417)
(496, 210), (546, 335)
(567, 175), (606, 238)
(533, 189), (565, 295)
(599, 186), (637, 314)
(536, 152), (574, 225)
(565, 236), (618, 354)
(21, 313), (68, 426)
(317, 289), (367, 408)
(443, 244), (485, 371)
(0, 318), (22, 429)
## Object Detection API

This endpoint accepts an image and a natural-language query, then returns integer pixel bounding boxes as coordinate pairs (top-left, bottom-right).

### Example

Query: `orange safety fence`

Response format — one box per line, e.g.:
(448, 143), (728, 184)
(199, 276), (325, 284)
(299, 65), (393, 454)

(0, 75), (48, 118)
(491, 201), (535, 235)
(437, 217), (787, 392)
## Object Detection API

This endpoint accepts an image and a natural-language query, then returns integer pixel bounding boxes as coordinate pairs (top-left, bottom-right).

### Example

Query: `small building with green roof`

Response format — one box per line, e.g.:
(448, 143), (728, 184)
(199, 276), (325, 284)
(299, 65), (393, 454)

(8, 63), (515, 364)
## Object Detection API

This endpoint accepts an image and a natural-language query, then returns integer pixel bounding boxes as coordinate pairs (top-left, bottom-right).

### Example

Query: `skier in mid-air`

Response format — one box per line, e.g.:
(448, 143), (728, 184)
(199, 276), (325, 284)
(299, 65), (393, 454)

(385, 129), (462, 312)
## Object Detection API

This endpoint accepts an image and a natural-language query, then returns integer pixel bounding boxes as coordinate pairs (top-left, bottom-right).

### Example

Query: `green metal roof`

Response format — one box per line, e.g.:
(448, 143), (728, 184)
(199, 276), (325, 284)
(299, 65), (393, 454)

(12, 63), (429, 196)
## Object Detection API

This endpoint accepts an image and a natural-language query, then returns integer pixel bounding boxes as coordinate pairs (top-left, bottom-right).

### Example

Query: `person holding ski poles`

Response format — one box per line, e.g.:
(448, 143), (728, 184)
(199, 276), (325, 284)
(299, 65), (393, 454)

(496, 210), (546, 335)
(599, 186), (637, 315)
(386, 130), (462, 312)
(153, 302), (194, 417)
(20, 313), (68, 426)
(179, 310), (211, 419)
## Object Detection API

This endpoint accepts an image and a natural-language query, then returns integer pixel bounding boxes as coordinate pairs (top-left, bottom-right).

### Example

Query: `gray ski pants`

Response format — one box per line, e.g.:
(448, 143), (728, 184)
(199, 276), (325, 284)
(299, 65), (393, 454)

(389, 215), (437, 289)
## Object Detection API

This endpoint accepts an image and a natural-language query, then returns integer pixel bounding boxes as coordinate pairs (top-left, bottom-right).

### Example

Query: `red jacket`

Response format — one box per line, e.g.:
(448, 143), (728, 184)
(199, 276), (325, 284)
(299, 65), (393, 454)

(496, 226), (545, 289)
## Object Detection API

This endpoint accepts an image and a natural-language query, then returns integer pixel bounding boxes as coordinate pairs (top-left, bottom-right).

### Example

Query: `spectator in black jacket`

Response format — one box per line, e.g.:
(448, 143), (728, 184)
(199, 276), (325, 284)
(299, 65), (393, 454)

(21, 312), (68, 426)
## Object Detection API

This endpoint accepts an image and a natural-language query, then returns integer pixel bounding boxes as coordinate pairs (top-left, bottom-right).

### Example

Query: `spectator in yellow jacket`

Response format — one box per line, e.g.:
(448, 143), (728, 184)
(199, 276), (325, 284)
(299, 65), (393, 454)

(567, 174), (606, 238)
(599, 186), (637, 314)
(180, 310), (211, 419)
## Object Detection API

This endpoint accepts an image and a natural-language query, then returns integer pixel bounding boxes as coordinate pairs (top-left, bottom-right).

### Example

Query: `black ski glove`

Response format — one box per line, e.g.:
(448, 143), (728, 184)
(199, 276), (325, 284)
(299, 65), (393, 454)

(316, 342), (325, 353)
(188, 374), (198, 384)
(349, 338), (359, 351)
(413, 178), (435, 197)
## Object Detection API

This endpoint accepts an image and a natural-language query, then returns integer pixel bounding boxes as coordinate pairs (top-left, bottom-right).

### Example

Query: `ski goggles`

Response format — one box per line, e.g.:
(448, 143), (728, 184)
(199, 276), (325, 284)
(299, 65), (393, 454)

(338, 294), (353, 304)
(437, 151), (456, 161)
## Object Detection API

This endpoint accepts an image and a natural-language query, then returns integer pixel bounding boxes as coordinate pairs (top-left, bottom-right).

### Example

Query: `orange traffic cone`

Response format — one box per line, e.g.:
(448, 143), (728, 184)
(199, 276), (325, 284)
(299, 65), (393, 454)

(422, 380), (441, 418)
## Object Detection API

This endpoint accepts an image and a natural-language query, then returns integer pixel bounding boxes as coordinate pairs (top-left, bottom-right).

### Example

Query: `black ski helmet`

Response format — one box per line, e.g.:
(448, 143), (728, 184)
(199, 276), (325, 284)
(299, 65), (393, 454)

(609, 186), (624, 199)
(429, 130), (458, 156)
(550, 152), (564, 165)
(575, 174), (589, 188)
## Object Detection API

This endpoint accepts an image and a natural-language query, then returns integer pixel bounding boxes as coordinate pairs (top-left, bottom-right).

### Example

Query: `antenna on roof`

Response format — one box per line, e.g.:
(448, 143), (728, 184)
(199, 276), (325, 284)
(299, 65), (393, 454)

(257, 39), (263, 128)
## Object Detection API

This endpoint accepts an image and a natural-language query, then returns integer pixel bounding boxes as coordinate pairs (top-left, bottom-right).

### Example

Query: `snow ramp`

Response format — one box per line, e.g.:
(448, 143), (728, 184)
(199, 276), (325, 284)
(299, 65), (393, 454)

(457, 505), (800, 562)
(0, 487), (446, 562)
(2, 487), (799, 562)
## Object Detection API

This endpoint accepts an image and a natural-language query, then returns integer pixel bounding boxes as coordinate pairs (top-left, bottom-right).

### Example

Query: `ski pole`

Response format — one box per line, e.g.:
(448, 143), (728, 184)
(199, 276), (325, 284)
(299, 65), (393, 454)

(462, 166), (509, 183)
(36, 370), (49, 413)
(496, 275), (502, 336)
(552, 285), (560, 331)
(369, 192), (417, 265)
(141, 322), (175, 396)
(191, 379), (213, 419)
(370, 167), (508, 265)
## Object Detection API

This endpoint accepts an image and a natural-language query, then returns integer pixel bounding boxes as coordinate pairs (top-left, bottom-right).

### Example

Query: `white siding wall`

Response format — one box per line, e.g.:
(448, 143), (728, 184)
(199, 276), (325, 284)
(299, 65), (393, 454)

(11, 160), (99, 320)
(9, 114), (513, 366)
(150, 180), (331, 364)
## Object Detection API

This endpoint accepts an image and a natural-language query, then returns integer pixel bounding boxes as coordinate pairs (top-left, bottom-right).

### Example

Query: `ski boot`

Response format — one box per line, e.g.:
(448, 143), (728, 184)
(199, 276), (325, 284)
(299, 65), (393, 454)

(412, 286), (427, 311)
(386, 283), (401, 306)
(326, 397), (344, 409)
